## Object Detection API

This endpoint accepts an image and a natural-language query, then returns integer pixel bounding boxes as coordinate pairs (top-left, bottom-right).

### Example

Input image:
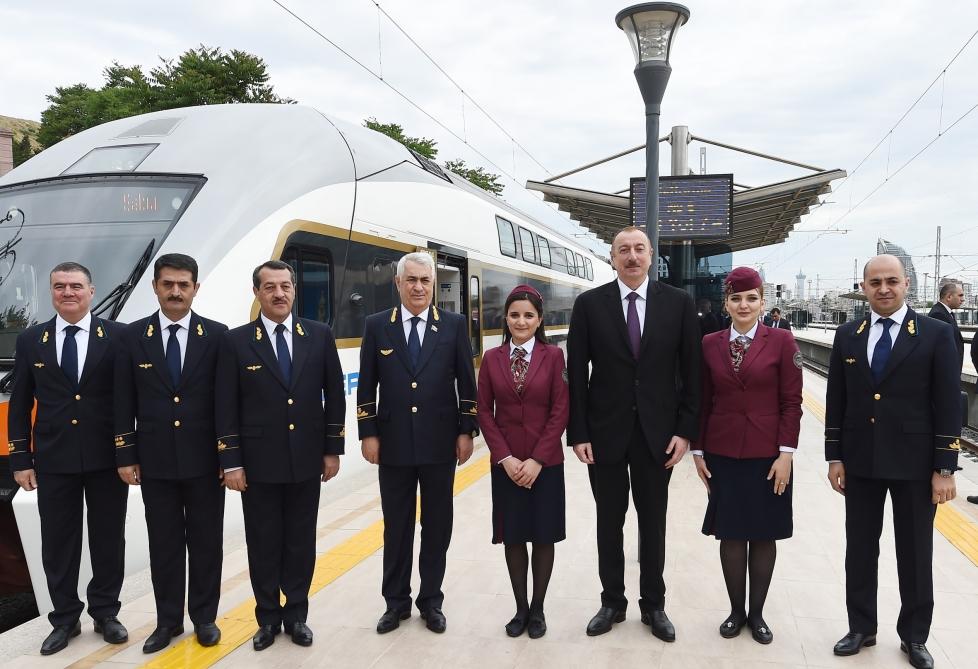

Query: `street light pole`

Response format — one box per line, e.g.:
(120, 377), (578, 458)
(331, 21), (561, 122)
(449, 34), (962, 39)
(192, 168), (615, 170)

(616, 3), (690, 275)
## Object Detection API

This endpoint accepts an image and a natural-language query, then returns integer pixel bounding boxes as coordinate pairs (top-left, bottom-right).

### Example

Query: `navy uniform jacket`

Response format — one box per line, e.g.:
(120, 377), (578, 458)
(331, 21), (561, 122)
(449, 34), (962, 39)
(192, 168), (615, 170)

(356, 305), (478, 466)
(8, 316), (122, 474)
(927, 303), (964, 369)
(215, 317), (345, 483)
(824, 310), (961, 480)
(113, 312), (228, 479)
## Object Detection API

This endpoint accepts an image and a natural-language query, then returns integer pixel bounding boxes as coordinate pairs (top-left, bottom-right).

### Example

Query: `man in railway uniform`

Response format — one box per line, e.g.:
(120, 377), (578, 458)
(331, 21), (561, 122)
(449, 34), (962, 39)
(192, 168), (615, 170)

(114, 253), (227, 652)
(7, 262), (128, 655)
(826, 254), (960, 669)
(567, 226), (701, 642)
(357, 251), (478, 635)
(927, 282), (965, 370)
(215, 260), (346, 651)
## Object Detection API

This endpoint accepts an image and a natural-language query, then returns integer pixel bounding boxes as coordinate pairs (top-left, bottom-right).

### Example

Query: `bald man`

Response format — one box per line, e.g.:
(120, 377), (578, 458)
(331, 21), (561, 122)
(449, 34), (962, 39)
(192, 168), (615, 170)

(825, 255), (960, 669)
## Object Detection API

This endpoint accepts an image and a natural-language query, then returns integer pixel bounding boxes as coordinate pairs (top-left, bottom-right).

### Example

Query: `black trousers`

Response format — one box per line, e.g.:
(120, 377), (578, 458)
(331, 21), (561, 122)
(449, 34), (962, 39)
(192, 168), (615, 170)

(378, 463), (455, 612)
(142, 475), (226, 627)
(845, 475), (935, 643)
(241, 479), (320, 627)
(588, 424), (672, 613)
(36, 468), (127, 627)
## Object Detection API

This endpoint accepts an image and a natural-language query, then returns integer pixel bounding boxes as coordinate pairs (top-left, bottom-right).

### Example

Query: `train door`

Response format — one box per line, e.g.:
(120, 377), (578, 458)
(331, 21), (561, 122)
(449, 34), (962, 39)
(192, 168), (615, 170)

(429, 246), (479, 359)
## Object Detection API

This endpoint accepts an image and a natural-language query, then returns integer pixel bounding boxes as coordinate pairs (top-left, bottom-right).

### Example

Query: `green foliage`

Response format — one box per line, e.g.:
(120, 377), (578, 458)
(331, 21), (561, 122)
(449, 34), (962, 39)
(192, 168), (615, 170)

(363, 118), (438, 159)
(37, 45), (292, 148)
(12, 133), (34, 167)
(444, 159), (504, 195)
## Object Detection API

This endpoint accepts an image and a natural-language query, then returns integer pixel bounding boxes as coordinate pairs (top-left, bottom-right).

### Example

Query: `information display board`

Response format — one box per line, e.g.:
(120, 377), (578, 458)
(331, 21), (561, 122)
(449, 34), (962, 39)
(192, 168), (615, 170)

(630, 174), (733, 239)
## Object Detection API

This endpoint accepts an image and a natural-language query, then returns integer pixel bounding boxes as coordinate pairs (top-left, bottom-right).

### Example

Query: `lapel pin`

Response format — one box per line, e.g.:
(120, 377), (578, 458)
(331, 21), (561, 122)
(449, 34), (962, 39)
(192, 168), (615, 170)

(295, 322), (305, 337)
(381, 349), (393, 356)
(255, 326), (263, 341)
(907, 319), (917, 336)
(246, 365), (262, 371)
(34, 362), (45, 368)
(845, 357), (856, 364)
(197, 323), (205, 337)
(139, 363), (153, 369)
(390, 308), (398, 324)
(146, 323), (154, 338)
(41, 330), (49, 344)
(96, 325), (104, 339)
(431, 325), (438, 332)
(855, 320), (867, 335)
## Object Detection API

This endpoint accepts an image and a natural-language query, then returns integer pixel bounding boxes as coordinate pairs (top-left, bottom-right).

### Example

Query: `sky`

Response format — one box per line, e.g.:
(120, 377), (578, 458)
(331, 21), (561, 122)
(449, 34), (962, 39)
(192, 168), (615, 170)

(2, 0), (977, 297)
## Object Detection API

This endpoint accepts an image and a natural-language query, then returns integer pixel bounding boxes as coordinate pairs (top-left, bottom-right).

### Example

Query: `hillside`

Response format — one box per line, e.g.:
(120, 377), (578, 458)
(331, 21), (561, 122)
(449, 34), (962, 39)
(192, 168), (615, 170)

(0, 115), (41, 150)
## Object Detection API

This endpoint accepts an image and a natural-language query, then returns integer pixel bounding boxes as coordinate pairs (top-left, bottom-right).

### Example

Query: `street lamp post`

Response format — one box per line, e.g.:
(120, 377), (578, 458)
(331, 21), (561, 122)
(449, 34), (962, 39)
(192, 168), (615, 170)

(615, 3), (690, 273)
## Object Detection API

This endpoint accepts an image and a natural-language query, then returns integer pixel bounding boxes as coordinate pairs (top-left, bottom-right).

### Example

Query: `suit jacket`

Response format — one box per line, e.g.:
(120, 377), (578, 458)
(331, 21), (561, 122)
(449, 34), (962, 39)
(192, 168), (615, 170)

(356, 305), (478, 466)
(114, 311), (228, 479)
(697, 325), (803, 459)
(215, 316), (345, 484)
(927, 303), (964, 369)
(770, 318), (792, 331)
(824, 310), (961, 480)
(7, 316), (122, 474)
(477, 342), (569, 467)
(567, 279), (701, 464)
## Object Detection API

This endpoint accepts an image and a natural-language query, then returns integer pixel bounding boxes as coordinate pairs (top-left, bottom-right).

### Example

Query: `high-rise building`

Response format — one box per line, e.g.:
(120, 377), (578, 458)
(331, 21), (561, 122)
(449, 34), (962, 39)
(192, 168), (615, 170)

(795, 269), (806, 301)
(876, 239), (919, 300)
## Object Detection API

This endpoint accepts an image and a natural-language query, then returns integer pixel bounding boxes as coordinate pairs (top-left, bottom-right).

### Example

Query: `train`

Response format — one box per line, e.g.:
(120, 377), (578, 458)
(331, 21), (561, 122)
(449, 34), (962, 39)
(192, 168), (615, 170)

(0, 103), (613, 612)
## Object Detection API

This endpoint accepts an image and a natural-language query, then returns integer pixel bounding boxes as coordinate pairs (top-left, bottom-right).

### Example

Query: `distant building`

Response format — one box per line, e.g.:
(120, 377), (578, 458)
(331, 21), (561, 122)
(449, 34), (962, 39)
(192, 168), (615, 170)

(876, 238), (918, 301)
(0, 127), (12, 177)
(795, 269), (806, 301)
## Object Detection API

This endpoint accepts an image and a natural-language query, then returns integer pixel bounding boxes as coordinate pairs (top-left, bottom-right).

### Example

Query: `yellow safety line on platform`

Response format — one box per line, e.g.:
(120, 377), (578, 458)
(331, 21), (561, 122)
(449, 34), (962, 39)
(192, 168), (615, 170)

(804, 388), (978, 568)
(140, 454), (491, 669)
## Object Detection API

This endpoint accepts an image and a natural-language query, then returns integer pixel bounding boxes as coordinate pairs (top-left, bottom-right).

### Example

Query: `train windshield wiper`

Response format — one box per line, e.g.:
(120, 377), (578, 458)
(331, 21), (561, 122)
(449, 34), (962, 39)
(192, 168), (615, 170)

(93, 239), (155, 320)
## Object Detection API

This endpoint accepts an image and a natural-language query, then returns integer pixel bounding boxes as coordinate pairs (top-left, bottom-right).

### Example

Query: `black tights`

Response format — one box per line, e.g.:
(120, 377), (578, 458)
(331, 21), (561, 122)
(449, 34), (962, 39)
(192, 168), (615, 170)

(719, 539), (776, 622)
(504, 543), (554, 614)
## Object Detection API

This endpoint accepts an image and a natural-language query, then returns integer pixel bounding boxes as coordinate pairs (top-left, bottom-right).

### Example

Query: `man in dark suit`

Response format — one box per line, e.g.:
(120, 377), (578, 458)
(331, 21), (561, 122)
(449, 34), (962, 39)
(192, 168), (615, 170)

(216, 260), (345, 651)
(357, 251), (478, 635)
(114, 253), (227, 652)
(567, 226), (701, 642)
(927, 282), (964, 369)
(826, 254), (960, 669)
(7, 262), (128, 655)
(769, 307), (792, 331)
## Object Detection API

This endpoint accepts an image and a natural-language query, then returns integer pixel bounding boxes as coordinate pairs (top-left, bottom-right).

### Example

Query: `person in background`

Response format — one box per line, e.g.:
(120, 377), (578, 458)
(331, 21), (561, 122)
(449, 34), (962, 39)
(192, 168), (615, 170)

(927, 282), (964, 370)
(477, 284), (568, 639)
(769, 307), (792, 331)
(693, 267), (802, 645)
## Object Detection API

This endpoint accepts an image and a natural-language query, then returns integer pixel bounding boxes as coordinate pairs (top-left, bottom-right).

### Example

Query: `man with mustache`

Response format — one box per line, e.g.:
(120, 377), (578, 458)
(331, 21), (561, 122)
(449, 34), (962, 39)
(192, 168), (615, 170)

(8, 262), (128, 655)
(567, 226), (701, 642)
(113, 253), (228, 652)
(216, 260), (345, 651)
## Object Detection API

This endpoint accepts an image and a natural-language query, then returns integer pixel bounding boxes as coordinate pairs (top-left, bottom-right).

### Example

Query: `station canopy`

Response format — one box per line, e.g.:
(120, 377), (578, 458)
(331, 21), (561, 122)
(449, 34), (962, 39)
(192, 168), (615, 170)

(526, 169), (846, 253)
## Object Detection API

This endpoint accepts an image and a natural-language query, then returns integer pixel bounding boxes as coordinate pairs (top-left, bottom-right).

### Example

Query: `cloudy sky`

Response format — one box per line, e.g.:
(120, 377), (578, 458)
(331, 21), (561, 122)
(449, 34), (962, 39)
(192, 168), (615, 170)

(2, 0), (977, 295)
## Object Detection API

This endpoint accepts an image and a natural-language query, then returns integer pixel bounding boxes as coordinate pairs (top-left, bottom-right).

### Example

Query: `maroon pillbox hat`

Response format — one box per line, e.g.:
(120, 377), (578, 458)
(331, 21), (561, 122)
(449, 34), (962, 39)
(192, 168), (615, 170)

(508, 284), (543, 302)
(724, 266), (763, 293)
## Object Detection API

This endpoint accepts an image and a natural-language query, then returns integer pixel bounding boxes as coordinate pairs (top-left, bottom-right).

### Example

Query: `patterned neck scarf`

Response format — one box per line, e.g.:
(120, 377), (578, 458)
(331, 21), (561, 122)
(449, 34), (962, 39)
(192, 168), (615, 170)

(511, 346), (528, 393)
(729, 334), (753, 372)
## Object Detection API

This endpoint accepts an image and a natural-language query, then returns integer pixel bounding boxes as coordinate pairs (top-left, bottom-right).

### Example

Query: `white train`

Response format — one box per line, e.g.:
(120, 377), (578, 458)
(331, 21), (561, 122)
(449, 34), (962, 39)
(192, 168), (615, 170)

(0, 104), (612, 611)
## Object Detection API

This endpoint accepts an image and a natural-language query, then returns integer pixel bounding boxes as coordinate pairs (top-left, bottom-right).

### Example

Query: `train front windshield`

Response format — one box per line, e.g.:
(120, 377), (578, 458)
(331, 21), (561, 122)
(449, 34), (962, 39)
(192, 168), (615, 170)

(0, 174), (204, 360)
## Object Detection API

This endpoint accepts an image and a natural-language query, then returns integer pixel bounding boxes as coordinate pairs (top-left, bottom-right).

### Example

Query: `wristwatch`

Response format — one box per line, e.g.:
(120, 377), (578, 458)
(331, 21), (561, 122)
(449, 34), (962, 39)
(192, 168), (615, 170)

(936, 468), (954, 478)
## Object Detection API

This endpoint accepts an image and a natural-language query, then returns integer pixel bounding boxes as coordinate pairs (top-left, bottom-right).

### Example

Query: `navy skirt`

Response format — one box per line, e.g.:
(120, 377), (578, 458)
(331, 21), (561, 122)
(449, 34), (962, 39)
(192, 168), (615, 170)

(701, 453), (793, 541)
(491, 462), (566, 545)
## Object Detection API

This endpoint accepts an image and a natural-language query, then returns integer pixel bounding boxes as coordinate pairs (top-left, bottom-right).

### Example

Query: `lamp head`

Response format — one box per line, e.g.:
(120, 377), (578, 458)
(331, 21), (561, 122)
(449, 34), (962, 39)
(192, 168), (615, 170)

(615, 3), (690, 64)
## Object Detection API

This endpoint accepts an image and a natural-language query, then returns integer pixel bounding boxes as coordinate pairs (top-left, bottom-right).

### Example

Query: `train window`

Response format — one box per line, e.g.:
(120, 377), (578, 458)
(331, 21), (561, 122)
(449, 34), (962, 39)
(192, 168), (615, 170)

(469, 276), (481, 355)
(496, 217), (517, 257)
(518, 227), (537, 263)
(585, 258), (594, 281)
(282, 245), (333, 324)
(550, 245), (567, 273)
(566, 250), (577, 276)
(575, 253), (585, 278)
(409, 148), (452, 183)
(62, 144), (158, 174)
(538, 237), (552, 267)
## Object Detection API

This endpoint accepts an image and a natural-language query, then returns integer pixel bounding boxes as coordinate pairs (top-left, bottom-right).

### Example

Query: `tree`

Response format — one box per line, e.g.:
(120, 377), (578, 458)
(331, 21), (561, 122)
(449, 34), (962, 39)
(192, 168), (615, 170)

(37, 45), (292, 149)
(444, 159), (504, 196)
(363, 118), (438, 159)
(12, 133), (33, 167)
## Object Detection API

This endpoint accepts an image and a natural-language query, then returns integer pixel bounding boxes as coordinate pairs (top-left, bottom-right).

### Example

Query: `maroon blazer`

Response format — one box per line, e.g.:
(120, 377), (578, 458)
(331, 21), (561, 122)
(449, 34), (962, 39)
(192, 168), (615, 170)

(696, 324), (803, 459)
(477, 342), (569, 466)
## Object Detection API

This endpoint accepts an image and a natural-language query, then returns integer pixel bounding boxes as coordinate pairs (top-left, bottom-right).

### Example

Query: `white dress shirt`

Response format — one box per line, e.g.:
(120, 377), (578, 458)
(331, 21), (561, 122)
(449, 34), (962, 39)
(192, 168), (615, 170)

(509, 336), (536, 362)
(261, 313), (294, 360)
(401, 304), (428, 346)
(55, 311), (92, 382)
(617, 276), (649, 335)
(866, 303), (908, 366)
(158, 311), (191, 369)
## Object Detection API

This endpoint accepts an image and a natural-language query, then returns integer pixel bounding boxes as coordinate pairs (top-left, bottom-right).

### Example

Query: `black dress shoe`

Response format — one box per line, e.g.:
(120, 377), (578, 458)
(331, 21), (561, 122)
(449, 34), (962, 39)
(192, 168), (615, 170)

(377, 608), (411, 634)
(195, 623), (221, 647)
(420, 607), (447, 633)
(833, 631), (877, 656)
(286, 621), (313, 646)
(586, 607), (625, 636)
(94, 616), (129, 644)
(748, 618), (773, 645)
(505, 612), (528, 637)
(901, 641), (935, 669)
(968, 495), (978, 504)
(641, 610), (676, 642)
(252, 624), (280, 651)
(719, 612), (746, 639)
(527, 611), (547, 639)
(143, 625), (184, 653)
(40, 621), (81, 655)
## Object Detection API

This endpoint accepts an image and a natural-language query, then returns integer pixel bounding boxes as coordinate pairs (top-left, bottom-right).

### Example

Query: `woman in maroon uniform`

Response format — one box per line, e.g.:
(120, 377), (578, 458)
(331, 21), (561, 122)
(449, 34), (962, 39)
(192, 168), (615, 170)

(693, 267), (802, 644)
(477, 285), (569, 639)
